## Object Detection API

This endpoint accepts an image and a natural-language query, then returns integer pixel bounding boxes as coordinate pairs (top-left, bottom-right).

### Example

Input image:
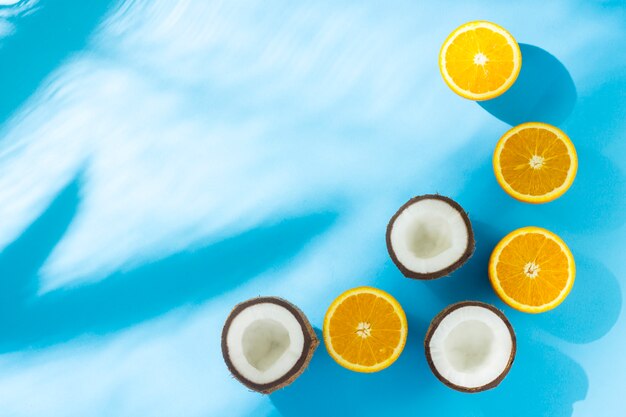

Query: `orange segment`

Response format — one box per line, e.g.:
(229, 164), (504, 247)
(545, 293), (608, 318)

(439, 21), (521, 100)
(493, 122), (577, 203)
(323, 287), (407, 372)
(489, 227), (575, 313)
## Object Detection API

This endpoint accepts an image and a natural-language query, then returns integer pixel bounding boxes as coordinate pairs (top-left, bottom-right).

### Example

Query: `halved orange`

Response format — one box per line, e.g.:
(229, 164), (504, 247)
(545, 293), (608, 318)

(489, 227), (575, 313)
(439, 21), (522, 100)
(323, 286), (407, 373)
(493, 122), (577, 203)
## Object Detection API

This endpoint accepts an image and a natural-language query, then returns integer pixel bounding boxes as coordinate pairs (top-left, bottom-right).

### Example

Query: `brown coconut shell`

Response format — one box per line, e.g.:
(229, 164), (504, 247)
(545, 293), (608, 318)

(386, 194), (475, 280)
(424, 301), (516, 393)
(221, 296), (318, 394)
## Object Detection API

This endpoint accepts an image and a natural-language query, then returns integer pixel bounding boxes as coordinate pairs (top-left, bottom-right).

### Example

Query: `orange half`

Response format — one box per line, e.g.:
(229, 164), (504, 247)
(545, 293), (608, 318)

(323, 287), (407, 373)
(439, 21), (522, 100)
(489, 226), (575, 313)
(493, 122), (577, 203)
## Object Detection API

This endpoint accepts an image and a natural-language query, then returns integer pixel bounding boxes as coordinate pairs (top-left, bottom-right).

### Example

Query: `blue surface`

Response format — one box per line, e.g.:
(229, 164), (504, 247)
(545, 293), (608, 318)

(0, 1), (624, 416)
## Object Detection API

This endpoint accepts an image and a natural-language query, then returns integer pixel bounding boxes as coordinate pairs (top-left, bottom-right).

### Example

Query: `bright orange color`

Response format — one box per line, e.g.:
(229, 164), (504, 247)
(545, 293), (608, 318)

(439, 21), (522, 100)
(493, 122), (578, 203)
(323, 287), (407, 373)
(489, 227), (575, 313)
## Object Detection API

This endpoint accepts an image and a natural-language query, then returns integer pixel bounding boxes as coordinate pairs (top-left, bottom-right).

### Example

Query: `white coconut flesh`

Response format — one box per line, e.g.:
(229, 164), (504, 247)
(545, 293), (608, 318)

(225, 302), (305, 385)
(390, 198), (470, 274)
(428, 305), (513, 389)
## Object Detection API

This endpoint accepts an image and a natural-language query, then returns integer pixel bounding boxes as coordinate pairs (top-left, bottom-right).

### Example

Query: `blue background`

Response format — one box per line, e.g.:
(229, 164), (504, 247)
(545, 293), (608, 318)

(0, 0), (624, 416)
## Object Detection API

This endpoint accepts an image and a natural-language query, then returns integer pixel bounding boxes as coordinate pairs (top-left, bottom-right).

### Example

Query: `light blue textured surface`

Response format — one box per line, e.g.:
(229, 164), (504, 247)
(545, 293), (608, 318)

(0, 1), (624, 416)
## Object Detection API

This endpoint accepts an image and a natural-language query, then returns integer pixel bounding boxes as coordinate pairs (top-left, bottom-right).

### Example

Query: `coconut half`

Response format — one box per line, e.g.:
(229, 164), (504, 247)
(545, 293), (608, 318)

(221, 297), (318, 394)
(424, 301), (516, 393)
(386, 194), (474, 279)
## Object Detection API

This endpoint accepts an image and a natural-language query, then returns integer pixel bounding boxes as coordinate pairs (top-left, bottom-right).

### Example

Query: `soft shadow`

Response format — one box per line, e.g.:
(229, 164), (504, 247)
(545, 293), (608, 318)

(425, 220), (501, 306)
(0, 178), (337, 352)
(0, 179), (80, 312)
(0, 0), (117, 124)
(272, 47), (626, 416)
(478, 44), (577, 126)
(535, 256), (622, 344)
(271, 320), (587, 417)
(444, 133), (626, 235)
(533, 145), (626, 233)
(271, 321), (449, 416)
(479, 335), (587, 417)
(441, 143), (623, 343)
(302, 129), (622, 415)
(271, 245), (589, 417)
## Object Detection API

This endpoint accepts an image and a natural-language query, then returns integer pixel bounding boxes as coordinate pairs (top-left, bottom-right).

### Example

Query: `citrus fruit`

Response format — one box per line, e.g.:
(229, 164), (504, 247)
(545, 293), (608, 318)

(489, 226), (575, 313)
(493, 122), (578, 203)
(439, 21), (522, 100)
(323, 286), (407, 372)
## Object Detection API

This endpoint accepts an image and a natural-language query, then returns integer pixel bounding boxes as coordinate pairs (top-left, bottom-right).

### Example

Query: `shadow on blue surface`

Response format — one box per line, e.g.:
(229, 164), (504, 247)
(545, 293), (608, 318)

(271, 307), (587, 417)
(414, 202), (622, 347)
(270, 217), (593, 417)
(270, 107), (625, 415)
(442, 137), (623, 344)
(270, 321), (438, 416)
(535, 145), (626, 234)
(0, 0), (116, 124)
(425, 220), (501, 305)
(478, 337), (587, 417)
(0, 179), (337, 352)
(270, 96), (625, 416)
(478, 44), (577, 126)
(534, 256), (621, 344)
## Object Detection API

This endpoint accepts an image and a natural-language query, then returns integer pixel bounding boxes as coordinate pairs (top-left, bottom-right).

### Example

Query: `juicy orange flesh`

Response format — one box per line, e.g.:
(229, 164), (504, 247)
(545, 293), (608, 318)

(327, 293), (403, 367)
(499, 128), (572, 196)
(445, 27), (515, 94)
(495, 233), (569, 306)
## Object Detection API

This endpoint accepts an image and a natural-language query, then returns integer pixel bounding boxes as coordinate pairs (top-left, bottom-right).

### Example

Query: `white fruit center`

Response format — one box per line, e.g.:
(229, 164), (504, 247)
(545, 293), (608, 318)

(390, 198), (470, 275)
(242, 319), (291, 371)
(227, 302), (305, 385)
(428, 305), (514, 389)
(524, 261), (541, 278)
(529, 155), (544, 169)
(356, 322), (372, 338)
(444, 320), (494, 372)
(407, 214), (453, 258)
(473, 52), (488, 66)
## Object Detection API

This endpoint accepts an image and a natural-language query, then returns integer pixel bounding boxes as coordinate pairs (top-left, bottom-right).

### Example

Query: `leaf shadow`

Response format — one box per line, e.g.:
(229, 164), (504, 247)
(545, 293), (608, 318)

(0, 0), (117, 124)
(0, 177), (338, 352)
